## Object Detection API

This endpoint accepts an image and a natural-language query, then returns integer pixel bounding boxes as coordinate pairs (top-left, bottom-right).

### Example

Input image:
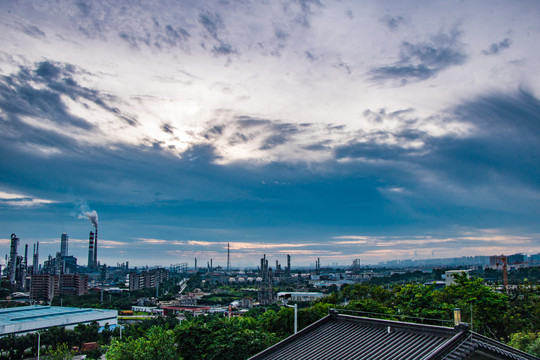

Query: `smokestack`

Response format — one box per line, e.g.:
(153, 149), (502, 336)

(195, 258), (197, 271)
(9, 234), (19, 285)
(80, 209), (98, 267)
(93, 226), (98, 268)
(88, 231), (94, 269)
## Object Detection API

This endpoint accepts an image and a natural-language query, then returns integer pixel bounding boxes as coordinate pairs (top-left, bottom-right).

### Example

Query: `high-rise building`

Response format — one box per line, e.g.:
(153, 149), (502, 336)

(30, 274), (88, 301)
(128, 268), (169, 291)
(33, 242), (39, 274)
(8, 234), (19, 286)
(60, 233), (68, 257)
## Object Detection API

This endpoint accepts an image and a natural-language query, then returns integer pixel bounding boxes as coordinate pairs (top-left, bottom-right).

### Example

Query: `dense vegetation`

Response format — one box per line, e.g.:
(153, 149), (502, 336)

(1, 273), (539, 359)
(106, 274), (540, 359)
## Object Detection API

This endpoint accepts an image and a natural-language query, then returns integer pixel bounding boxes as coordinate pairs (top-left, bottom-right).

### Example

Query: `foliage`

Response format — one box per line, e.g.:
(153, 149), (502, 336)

(47, 343), (74, 360)
(508, 332), (540, 357)
(106, 326), (178, 360)
(174, 316), (278, 360)
(1, 273), (539, 360)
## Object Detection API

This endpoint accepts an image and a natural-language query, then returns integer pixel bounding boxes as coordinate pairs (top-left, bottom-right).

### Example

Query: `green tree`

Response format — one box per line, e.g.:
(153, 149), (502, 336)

(435, 274), (509, 339)
(106, 326), (178, 360)
(508, 332), (540, 357)
(47, 343), (74, 360)
(392, 283), (446, 323)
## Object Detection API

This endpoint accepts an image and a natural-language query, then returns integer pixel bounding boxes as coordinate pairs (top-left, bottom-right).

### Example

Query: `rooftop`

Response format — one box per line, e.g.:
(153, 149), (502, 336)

(0, 305), (117, 335)
(250, 310), (539, 360)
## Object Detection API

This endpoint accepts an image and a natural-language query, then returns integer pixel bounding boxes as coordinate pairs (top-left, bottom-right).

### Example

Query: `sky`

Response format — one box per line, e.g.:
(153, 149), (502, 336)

(1, 0), (540, 268)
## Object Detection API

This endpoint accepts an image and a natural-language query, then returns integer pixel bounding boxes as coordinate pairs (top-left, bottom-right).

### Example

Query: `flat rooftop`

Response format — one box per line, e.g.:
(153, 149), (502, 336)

(0, 305), (117, 335)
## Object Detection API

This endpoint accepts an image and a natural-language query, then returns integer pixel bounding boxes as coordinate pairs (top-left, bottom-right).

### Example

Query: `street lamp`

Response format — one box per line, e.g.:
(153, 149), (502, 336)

(278, 294), (298, 334)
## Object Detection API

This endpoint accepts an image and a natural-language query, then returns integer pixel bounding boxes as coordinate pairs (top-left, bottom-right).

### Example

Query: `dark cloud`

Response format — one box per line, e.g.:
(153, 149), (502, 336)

(370, 28), (467, 83)
(382, 15), (408, 31)
(161, 122), (175, 135)
(0, 60), (139, 146)
(75, 1), (92, 17)
(198, 12), (237, 56)
(305, 51), (316, 61)
(482, 38), (512, 56)
(212, 42), (236, 55)
(422, 89), (540, 188)
(21, 25), (46, 39)
(275, 28), (289, 40)
(118, 22), (190, 51)
(335, 62), (352, 75)
(282, 0), (322, 29)
(35, 61), (61, 79)
(199, 12), (222, 40)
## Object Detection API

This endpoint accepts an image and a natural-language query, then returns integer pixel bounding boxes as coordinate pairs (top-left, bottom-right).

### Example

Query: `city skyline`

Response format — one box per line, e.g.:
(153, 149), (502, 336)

(1, 1), (540, 267)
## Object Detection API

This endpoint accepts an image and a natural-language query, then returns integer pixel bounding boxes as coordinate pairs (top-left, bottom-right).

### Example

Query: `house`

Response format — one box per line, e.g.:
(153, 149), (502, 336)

(249, 310), (538, 360)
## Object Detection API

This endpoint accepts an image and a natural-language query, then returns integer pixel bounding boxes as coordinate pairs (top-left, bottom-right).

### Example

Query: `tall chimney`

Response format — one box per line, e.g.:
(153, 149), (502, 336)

(93, 227), (98, 268)
(88, 231), (94, 269)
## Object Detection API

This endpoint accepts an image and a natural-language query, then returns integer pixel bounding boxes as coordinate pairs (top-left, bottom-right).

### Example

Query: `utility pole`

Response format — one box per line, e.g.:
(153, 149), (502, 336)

(227, 242), (230, 271)
(494, 255), (508, 291)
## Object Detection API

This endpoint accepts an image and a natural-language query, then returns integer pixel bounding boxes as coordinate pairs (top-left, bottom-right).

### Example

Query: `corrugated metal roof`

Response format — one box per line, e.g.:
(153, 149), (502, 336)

(0, 305), (118, 335)
(249, 312), (539, 360)
(0, 305), (112, 325)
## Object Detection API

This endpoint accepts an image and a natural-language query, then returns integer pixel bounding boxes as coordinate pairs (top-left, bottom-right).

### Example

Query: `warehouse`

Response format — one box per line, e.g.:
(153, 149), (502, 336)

(0, 305), (117, 336)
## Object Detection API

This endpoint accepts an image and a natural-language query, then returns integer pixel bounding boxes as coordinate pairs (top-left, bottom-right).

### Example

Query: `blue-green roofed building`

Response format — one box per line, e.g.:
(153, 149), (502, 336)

(0, 305), (117, 336)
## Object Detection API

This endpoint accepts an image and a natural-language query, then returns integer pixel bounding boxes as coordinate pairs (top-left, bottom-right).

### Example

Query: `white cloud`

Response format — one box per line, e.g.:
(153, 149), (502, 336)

(0, 191), (57, 207)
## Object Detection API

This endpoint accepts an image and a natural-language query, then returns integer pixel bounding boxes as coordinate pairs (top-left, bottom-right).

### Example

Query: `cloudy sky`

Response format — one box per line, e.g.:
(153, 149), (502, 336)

(1, 0), (540, 268)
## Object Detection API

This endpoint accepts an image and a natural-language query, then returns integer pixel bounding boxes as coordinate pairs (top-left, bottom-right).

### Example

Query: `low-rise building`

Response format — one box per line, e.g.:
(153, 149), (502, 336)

(277, 292), (325, 302)
(0, 305), (117, 336)
(444, 270), (471, 286)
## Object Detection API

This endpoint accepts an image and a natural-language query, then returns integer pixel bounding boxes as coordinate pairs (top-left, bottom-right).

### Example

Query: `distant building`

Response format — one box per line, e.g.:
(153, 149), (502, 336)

(30, 274), (58, 301)
(0, 305), (117, 336)
(241, 297), (254, 308)
(60, 233), (69, 258)
(128, 268), (169, 291)
(30, 274), (88, 301)
(507, 253), (525, 264)
(444, 270), (471, 286)
(277, 292), (325, 302)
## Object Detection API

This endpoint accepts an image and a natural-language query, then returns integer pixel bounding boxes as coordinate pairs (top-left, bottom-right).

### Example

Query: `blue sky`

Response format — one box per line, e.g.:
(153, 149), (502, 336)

(1, 0), (540, 267)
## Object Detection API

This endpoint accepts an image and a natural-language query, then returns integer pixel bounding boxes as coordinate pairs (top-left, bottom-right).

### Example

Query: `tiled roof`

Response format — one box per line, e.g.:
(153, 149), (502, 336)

(249, 311), (539, 360)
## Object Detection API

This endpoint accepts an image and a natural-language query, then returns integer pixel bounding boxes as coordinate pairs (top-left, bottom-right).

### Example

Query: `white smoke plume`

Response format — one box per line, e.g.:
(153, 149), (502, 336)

(79, 209), (99, 229)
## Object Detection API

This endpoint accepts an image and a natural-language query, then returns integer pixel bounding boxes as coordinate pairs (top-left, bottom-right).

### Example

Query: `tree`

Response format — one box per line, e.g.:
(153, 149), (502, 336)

(435, 274), (509, 339)
(508, 332), (540, 357)
(106, 326), (178, 360)
(47, 343), (74, 360)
